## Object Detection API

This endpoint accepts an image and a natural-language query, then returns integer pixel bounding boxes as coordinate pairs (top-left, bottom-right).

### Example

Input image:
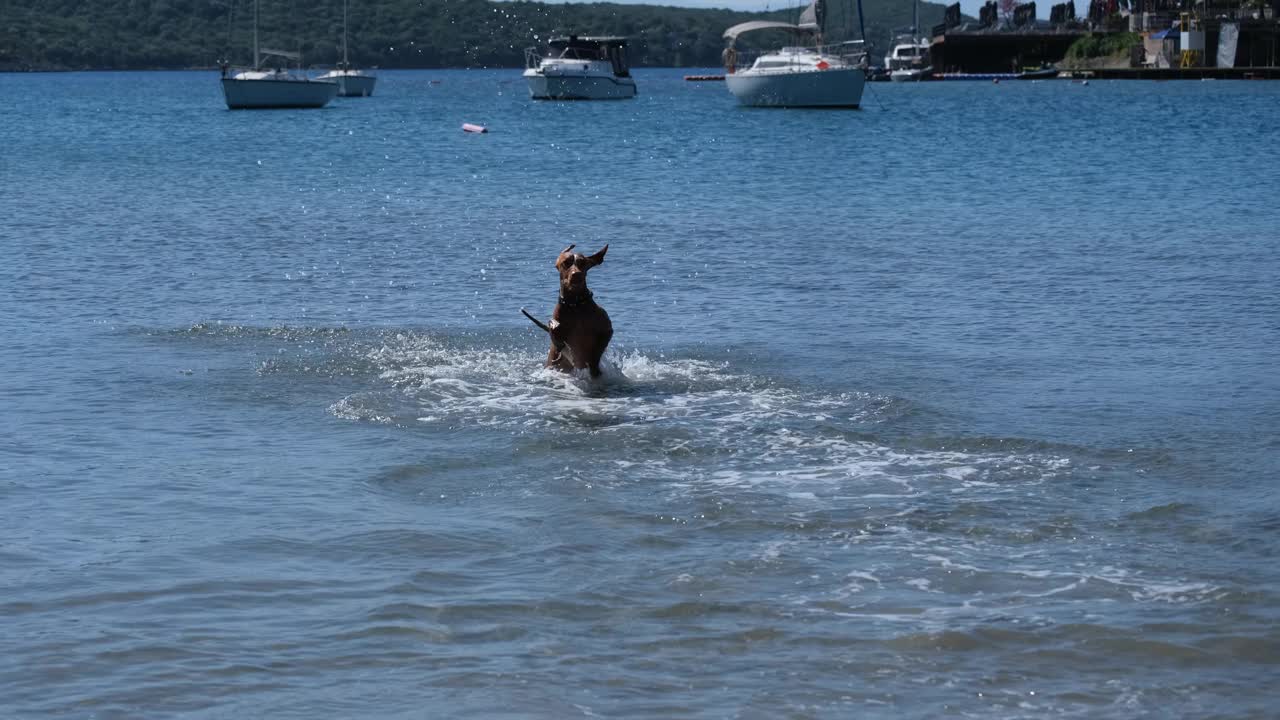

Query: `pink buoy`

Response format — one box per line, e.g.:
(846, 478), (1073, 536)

(462, 123), (488, 134)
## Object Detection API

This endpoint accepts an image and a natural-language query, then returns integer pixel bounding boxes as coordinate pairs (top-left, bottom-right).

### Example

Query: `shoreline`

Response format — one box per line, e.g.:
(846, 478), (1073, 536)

(7, 65), (1280, 79)
(1075, 65), (1280, 80)
(0, 65), (521, 74)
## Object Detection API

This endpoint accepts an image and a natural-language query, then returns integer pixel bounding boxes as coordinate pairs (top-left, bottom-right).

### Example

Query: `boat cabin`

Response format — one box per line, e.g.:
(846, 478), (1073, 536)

(890, 45), (927, 61)
(887, 40), (930, 71)
(545, 36), (632, 77)
(748, 47), (822, 71)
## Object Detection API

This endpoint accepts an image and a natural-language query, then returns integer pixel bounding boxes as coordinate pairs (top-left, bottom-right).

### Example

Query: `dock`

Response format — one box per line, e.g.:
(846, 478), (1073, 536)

(922, 0), (1280, 80)
(1084, 66), (1280, 79)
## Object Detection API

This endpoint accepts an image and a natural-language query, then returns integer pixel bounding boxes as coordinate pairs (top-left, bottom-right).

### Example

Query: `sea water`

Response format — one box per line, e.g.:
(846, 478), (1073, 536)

(2, 69), (1278, 718)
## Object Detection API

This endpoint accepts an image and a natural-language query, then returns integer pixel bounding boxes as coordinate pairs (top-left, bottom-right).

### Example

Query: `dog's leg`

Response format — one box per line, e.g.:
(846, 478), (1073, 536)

(546, 345), (575, 372)
(587, 327), (613, 378)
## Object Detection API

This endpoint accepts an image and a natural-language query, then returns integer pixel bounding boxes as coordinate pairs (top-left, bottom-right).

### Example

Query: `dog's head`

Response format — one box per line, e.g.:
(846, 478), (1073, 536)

(555, 244), (607, 295)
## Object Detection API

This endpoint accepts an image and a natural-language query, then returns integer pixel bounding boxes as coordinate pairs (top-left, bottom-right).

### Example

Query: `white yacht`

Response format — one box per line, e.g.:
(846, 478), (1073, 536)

(316, 0), (376, 97)
(884, 0), (932, 82)
(886, 39), (931, 82)
(220, 0), (336, 109)
(523, 36), (637, 100)
(722, 0), (867, 108)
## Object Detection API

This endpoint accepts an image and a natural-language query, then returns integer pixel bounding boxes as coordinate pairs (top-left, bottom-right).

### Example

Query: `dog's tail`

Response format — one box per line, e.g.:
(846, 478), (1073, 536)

(520, 308), (552, 334)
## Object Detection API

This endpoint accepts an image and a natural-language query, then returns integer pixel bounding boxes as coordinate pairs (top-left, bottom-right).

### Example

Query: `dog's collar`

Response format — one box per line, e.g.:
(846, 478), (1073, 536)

(558, 289), (594, 308)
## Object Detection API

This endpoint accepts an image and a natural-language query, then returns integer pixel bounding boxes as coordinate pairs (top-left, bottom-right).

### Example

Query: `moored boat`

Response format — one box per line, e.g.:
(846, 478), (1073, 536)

(315, 68), (376, 97)
(722, 0), (869, 109)
(315, 0), (376, 97)
(221, 65), (339, 109)
(723, 42), (867, 108)
(523, 36), (637, 100)
(886, 39), (931, 81)
(884, 0), (932, 82)
(219, 0), (336, 109)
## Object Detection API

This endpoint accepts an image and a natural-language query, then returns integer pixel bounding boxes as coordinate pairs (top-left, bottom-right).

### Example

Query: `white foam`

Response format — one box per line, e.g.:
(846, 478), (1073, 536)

(328, 334), (1074, 505)
(1021, 580), (1085, 598)
(758, 541), (786, 562)
(1090, 567), (1224, 604)
(905, 578), (937, 592)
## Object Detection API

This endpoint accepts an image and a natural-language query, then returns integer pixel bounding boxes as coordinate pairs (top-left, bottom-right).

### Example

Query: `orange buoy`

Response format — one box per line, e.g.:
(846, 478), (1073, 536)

(462, 123), (488, 134)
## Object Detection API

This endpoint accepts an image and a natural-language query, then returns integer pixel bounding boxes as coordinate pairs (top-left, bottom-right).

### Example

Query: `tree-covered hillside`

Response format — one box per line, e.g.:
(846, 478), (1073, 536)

(0, 0), (948, 71)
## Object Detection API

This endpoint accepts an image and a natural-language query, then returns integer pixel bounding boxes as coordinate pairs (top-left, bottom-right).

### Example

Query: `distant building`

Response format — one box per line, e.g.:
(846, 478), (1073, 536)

(928, 0), (1279, 74)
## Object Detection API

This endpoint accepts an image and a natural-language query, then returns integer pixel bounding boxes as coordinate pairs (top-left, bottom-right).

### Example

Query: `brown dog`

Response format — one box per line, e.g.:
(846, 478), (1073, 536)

(523, 244), (612, 378)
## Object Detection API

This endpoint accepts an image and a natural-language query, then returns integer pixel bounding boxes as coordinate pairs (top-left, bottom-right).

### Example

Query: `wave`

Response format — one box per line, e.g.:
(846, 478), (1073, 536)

(147, 323), (1095, 506)
(315, 332), (1081, 504)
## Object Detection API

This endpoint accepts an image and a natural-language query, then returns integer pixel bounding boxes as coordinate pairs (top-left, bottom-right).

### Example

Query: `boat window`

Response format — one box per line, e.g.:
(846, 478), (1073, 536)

(557, 46), (606, 61)
(608, 46), (631, 77)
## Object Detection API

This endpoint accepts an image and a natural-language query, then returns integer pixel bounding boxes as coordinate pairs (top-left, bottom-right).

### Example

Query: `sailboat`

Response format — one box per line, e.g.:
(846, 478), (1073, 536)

(316, 0), (377, 97)
(220, 0), (338, 109)
(885, 0), (932, 81)
(722, 0), (868, 108)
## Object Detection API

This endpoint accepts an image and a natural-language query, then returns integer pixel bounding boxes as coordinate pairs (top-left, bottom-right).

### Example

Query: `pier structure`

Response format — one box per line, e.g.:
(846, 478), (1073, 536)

(924, 0), (1280, 78)
(928, 1), (1086, 74)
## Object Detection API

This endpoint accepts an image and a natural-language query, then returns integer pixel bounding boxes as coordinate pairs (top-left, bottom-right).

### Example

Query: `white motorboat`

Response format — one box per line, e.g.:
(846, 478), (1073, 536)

(886, 40), (931, 82)
(722, 0), (868, 108)
(523, 36), (637, 100)
(220, 0), (336, 109)
(316, 0), (376, 97)
(885, 0), (932, 81)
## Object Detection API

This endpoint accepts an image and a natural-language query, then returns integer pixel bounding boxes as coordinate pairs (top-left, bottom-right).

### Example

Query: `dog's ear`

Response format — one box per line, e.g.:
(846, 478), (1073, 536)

(586, 244), (608, 267)
(556, 244), (576, 266)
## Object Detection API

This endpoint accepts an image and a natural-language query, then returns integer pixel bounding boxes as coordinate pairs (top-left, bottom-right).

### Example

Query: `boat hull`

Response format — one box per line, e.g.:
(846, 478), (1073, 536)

(523, 72), (637, 100)
(726, 66), (865, 108)
(318, 72), (377, 97)
(889, 67), (932, 82)
(221, 78), (338, 109)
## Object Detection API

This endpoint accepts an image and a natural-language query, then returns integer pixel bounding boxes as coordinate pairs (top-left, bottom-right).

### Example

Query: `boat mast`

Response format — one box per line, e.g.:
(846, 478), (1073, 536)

(342, 0), (349, 68)
(253, 0), (260, 69)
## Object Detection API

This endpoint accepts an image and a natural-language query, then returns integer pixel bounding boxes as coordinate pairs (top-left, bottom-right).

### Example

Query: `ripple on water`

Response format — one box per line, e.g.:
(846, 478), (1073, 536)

(325, 332), (1078, 496)
(59, 321), (1267, 718)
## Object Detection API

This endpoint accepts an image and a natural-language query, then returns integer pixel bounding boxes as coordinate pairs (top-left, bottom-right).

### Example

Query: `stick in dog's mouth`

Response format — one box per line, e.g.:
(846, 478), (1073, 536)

(522, 308), (574, 365)
(519, 308), (565, 353)
(520, 308), (552, 334)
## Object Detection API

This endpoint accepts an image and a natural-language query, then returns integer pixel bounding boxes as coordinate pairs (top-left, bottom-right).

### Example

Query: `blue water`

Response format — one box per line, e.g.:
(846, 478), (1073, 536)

(3, 69), (1279, 718)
